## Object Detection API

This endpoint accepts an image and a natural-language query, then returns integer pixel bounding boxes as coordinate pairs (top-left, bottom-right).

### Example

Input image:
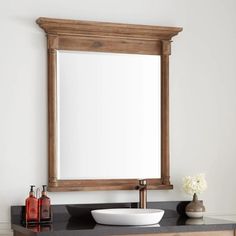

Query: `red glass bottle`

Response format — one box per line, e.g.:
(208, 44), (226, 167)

(25, 185), (39, 223)
(38, 185), (51, 222)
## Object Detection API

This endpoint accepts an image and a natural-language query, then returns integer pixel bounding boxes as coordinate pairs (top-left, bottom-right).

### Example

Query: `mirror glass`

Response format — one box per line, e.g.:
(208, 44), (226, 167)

(57, 51), (161, 180)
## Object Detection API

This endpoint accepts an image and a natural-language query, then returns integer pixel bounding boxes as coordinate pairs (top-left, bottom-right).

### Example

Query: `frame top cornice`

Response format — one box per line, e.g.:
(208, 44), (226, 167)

(36, 17), (182, 41)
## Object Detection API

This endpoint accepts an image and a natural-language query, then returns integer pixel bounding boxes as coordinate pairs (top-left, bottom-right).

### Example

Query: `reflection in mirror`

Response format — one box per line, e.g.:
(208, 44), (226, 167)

(57, 51), (161, 180)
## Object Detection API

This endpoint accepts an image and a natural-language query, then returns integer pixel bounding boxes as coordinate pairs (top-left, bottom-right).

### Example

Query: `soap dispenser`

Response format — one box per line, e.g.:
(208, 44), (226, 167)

(25, 185), (39, 223)
(38, 185), (51, 222)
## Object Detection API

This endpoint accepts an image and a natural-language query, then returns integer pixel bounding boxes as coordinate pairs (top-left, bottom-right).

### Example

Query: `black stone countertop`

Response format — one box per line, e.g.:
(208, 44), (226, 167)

(11, 202), (236, 236)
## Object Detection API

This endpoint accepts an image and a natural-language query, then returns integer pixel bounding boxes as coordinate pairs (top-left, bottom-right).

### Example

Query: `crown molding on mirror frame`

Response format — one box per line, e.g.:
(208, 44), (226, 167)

(36, 17), (182, 192)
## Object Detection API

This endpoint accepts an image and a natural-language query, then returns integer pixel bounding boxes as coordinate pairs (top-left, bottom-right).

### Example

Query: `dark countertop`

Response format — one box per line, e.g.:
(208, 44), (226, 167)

(11, 202), (236, 236)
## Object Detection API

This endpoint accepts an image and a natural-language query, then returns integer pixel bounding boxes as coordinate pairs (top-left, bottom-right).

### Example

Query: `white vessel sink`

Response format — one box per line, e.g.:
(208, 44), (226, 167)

(91, 208), (164, 226)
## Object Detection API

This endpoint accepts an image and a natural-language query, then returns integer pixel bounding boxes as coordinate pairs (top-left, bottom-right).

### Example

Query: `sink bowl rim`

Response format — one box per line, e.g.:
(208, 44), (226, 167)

(91, 208), (164, 215)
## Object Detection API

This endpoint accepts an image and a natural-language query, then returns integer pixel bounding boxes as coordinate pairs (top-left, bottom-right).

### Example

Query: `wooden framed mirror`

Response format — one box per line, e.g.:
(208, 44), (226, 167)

(36, 17), (182, 191)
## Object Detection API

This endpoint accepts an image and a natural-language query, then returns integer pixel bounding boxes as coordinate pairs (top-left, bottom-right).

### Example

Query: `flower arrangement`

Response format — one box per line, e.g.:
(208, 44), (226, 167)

(183, 173), (207, 195)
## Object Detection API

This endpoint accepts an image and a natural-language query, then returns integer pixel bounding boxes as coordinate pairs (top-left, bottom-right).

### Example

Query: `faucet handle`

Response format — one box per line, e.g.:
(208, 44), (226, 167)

(135, 179), (147, 190)
(139, 179), (147, 186)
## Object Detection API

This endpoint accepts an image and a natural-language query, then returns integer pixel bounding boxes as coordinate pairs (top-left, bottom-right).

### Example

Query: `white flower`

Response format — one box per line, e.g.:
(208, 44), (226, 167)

(183, 173), (207, 195)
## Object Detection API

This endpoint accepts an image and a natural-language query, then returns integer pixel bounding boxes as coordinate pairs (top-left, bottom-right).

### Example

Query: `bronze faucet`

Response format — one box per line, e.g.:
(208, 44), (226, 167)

(136, 179), (147, 209)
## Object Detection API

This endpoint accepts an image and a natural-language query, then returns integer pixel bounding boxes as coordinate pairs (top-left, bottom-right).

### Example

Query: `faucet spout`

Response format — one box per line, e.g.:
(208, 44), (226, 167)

(136, 179), (147, 209)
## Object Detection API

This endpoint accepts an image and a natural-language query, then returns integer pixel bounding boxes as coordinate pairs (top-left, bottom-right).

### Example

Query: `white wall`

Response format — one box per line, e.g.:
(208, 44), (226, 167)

(1, 0), (236, 227)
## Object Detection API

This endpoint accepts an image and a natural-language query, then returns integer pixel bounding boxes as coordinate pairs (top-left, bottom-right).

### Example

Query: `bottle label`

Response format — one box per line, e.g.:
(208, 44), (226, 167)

(29, 207), (38, 219)
(41, 205), (50, 219)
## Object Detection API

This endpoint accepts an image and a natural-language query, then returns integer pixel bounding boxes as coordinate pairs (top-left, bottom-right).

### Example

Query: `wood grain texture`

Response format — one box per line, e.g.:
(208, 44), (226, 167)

(48, 179), (173, 192)
(111, 230), (234, 236)
(36, 17), (182, 41)
(36, 17), (182, 192)
(47, 44), (58, 188)
(12, 229), (235, 236)
(161, 41), (170, 185)
(57, 36), (162, 55)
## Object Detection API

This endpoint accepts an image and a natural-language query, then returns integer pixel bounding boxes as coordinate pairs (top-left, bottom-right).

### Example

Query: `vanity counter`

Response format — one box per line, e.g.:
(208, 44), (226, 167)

(11, 216), (236, 236)
(11, 202), (236, 236)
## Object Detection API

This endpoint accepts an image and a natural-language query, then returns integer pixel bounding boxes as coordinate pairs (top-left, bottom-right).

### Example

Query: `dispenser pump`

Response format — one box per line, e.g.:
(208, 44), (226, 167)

(42, 185), (47, 195)
(29, 185), (35, 195)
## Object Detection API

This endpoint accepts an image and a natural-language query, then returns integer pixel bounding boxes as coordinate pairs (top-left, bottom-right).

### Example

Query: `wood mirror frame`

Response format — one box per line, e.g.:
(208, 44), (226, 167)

(36, 17), (182, 192)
